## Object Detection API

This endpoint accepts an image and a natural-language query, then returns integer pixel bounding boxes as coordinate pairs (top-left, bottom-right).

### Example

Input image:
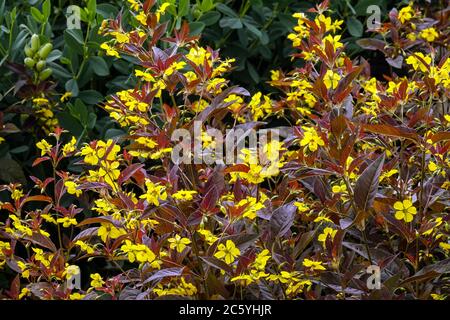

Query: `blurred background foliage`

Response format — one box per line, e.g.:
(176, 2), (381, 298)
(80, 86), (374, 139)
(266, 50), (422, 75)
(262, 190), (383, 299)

(0, 0), (437, 185)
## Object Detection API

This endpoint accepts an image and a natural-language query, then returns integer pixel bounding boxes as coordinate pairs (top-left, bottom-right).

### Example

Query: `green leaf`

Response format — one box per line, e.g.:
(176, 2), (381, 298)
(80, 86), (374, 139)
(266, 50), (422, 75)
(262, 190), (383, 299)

(347, 17), (364, 38)
(104, 128), (126, 140)
(49, 62), (72, 80)
(89, 56), (109, 76)
(30, 7), (44, 23)
(189, 22), (205, 35)
(354, 0), (386, 16)
(42, 0), (51, 21)
(0, 157), (27, 185)
(87, 0), (97, 21)
(178, 0), (189, 17)
(68, 99), (89, 126)
(65, 79), (79, 97)
(79, 90), (103, 105)
(96, 4), (118, 18)
(219, 17), (242, 29)
(57, 112), (84, 137)
(242, 18), (262, 39)
(87, 113), (97, 130)
(199, 0), (215, 12)
(215, 3), (238, 17)
(64, 29), (84, 55)
(199, 11), (220, 26)
(9, 146), (29, 154)
(246, 61), (259, 83)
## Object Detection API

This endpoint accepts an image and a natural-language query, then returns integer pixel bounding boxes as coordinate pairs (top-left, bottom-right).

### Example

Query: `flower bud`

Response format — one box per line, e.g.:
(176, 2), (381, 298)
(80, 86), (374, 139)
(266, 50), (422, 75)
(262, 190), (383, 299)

(24, 57), (36, 68)
(30, 34), (40, 52)
(38, 43), (53, 59)
(39, 68), (53, 81)
(36, 60), (46, 71)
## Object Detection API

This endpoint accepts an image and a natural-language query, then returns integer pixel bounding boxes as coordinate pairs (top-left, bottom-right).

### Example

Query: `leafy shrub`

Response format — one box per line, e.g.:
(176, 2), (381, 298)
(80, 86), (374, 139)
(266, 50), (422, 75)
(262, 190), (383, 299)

(0, 0), (449, 300)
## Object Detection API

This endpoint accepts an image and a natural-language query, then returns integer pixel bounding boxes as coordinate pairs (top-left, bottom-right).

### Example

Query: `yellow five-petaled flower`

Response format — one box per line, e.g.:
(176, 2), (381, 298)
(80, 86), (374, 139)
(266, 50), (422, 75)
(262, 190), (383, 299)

(214, 240), (240, 264)
(168, 234), (191, 253)
(393, 199), (417, 222)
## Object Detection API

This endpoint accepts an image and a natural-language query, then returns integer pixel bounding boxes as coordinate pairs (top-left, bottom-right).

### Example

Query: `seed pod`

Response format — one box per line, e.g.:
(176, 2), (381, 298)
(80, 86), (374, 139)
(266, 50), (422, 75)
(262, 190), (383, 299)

(38, 43), (53, 59)
(24, 46), (34, 57)
(24, 58), (36, 68)
(36, 60), (46, 71)
(39, 68), (52, 81)
(30, 34), (40, 52)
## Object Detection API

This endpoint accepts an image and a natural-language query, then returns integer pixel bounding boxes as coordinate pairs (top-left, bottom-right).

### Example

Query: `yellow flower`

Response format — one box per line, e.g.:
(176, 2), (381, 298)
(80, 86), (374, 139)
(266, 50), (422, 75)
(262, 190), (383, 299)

(69, 293), (85, 300)
(136, 137), (158, 149)
(428, 161), (438, 172)
(270, 70), (281, 81)
(197, 229), (219, 245)
(405, 52), (431, 72)
(186, 47), (211, 66)
(110, 31), (130, 44)
(90, 273), (104, 288)
(431, 293), (447, 300)
(127, 0), (140, 11)
(100, 43), (120, 58)
(303, 258), (326, 271)
(32, 97), (49, 106)
(332, 183), (347, 194)
(97, 223), (126, 242)
(439, 242), (450, 252)
(75, 240), (95, 254)
(315, 14), (343, 33)
(323, 70), (341, 89)
(379, 169), (398, 182)
(120, 240), (156, 263)
(156, 2), (171, 22)
(135, 69), (155, 82)
(224, 94), (244, 113)
(314, 216), (333, 223)
(398, 5), (415, 24)
(80, 145), (98, 165)
(36, 139), (52, 156)
(207, 78), (227, 94)
(191, 99), (208, 112)
(0, 137), (4, 144)
(444, 114), (450, 123)
(98, 160), (121, 188)
(214, 240), (240, 264)
(393, 199), (417, 223)
(322, 34), (344, 51)
(65, 265), (80, 279)
(62, 137), (77, 156)
(168, 234), (191, 253)
(248, 92), (272, 121)
(318, 227), (337, 246)
(64, 181), (82, 197)
(139, 179), (168, 206)
(300, 126), (325, 152)
(32, 247), (51, 267)
(57, 217), (77, 228)
(172, 190), (198, 201)
(11, 189), (24, 201)
(60, 92), (72, 102)
(420, 27), (439, 42)
(135, 11), (147, 25)
(17, 261), (30, 278)
(164, 61), (186, 76)
(19, 288), (30, 300)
